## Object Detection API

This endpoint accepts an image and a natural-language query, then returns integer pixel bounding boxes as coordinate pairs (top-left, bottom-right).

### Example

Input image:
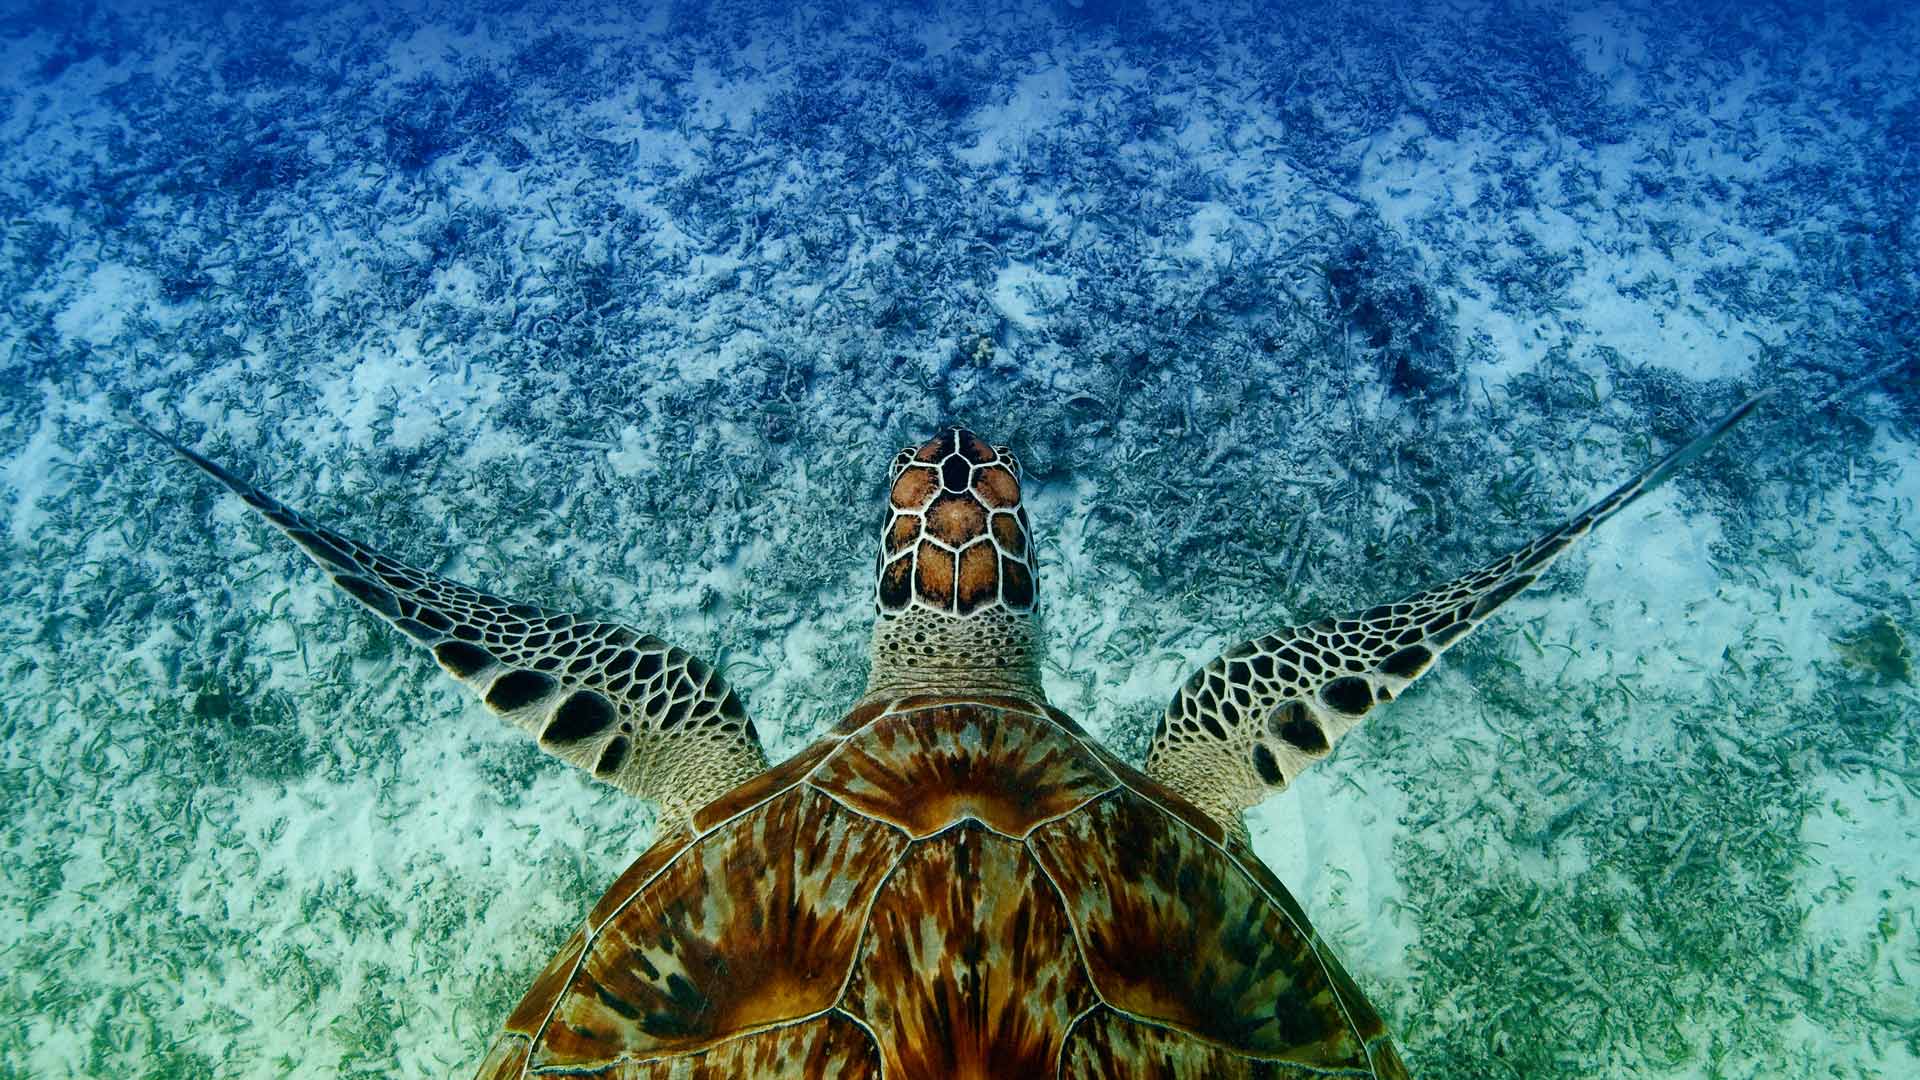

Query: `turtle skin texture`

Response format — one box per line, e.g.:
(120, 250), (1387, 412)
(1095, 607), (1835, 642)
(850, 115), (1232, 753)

(476, 695), (1411, 1079)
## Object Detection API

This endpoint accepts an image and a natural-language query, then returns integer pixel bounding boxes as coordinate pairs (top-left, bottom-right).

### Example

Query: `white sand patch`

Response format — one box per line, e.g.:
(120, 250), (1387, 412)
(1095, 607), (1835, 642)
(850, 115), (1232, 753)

(304, 340), (504, 450)
(1568, 4), (1648, 104)
(1544, 485), (1730, 688)
(1785, 424), (1920, 1048)
(1180, 200), (1239, 265)
(958, 61), (1074, 166)
(54, 262), (155, 345)
(1, 386), (65, 547)
(685, 55), (775, 132)
(1799, 772), (1920, 1042)
(990, 260), (1071, 331)
(1252, 756), (1415, 982)
(382, 20), (507, 81)
(426, 258), (483, 306)
(1358, 105), (1790, 389)
(306, 245), (377, 322)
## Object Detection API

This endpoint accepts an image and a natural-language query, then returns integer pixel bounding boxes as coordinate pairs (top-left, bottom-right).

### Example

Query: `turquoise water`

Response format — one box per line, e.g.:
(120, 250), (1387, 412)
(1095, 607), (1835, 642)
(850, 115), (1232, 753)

(0, 1), (1915, 1076)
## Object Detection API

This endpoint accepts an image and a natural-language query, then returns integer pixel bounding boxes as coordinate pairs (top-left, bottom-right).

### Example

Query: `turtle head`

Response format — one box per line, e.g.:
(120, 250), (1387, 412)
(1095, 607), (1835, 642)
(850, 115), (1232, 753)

(863, 427), (1044, 701)
(877, 427), (1035, 616)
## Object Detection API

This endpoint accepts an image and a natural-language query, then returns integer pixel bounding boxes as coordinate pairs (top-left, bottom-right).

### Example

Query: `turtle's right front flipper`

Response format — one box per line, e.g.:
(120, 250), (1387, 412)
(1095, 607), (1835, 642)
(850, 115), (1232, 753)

(1146, 394), (1767, 835)
(137, 423), (768, 828)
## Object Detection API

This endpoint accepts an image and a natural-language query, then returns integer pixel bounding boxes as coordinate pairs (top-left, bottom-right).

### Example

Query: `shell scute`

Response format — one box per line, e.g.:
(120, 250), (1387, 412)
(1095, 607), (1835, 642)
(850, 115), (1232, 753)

(896, 693), (1047, 717)
(829, 695), (895, 735)
(492, 702), (1407, 1077)
(1040, 702), (1096, 739)
(472, 1032), (530, 1080)
(809, 705), (1116, 838)
(1091, 744), (1228, 846)
(602, 1012), (882, 1078)
(691, 737), (839, 834)
(588, 828), (693, 930)
(842, 823), (1097, 1077)
(531, 787), (908, 1068)
(504, 924), (587, 1035)
(1062, 1007), (1335, 1079)
(1029, 790), (1370, 1068)
(1217, 832), (1399, 1065)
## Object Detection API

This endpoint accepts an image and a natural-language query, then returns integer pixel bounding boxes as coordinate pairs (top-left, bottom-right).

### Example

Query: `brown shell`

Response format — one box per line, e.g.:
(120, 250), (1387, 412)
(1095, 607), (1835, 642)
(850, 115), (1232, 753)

(477, 699), (1410, 1079)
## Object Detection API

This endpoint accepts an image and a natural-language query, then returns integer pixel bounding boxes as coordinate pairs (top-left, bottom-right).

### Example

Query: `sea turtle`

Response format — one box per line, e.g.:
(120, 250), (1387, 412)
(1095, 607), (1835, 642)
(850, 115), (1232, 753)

(142, 395), (1760, 1077)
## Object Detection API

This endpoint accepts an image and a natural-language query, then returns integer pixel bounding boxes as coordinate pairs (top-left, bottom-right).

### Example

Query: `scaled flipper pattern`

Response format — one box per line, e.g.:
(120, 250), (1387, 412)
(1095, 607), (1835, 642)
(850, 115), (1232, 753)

(140, 423), (768, 826)
(1148, 395), (1767, 830)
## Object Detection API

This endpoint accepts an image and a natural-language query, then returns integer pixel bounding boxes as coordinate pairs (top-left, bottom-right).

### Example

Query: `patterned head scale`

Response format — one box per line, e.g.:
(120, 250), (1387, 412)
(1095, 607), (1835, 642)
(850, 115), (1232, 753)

(876, 428), (1036, 617)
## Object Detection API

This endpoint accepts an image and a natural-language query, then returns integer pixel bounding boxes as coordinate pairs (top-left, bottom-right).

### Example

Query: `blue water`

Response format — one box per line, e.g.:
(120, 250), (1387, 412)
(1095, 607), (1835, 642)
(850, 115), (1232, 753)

(0, 1), (1914, 1077)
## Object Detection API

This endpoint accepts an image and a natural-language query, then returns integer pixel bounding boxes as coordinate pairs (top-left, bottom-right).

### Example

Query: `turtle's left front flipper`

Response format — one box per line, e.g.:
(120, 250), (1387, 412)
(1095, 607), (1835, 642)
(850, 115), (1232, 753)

(138, 423), (767, 828)
(1147, 395), (1766, 834)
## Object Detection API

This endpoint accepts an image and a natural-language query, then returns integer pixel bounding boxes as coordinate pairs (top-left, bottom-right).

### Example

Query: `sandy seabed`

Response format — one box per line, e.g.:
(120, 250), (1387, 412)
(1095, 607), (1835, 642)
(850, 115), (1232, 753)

(0, 1), (1915, 1077)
